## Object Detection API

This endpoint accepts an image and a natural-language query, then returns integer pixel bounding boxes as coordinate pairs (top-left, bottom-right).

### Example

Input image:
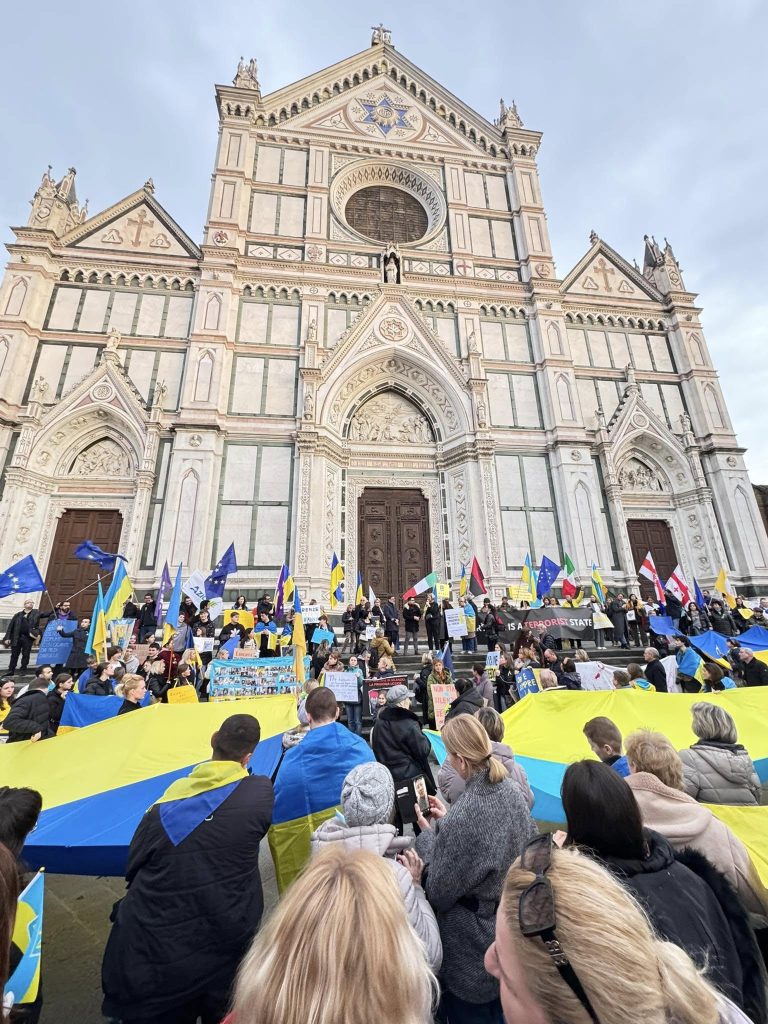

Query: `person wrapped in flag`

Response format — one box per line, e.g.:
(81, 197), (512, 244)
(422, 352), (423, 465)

(254, 612), (279, 658)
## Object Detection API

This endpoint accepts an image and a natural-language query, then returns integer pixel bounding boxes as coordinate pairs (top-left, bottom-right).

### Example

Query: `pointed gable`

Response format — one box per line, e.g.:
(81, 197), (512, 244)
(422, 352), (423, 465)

(561, 239), (661, 303)
(61, 187), (201, 259)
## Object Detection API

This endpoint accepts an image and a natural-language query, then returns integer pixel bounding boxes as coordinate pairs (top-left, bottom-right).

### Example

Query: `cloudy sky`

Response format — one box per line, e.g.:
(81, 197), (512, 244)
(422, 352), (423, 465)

(1, 1), (765, 476)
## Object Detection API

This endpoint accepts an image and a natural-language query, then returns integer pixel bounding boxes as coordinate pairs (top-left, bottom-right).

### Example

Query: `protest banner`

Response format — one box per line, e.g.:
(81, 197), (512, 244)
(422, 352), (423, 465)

(365, 624), (378, 640)
(444, 608), (467, 638)
(499, 607), (595, 644)
(209, 655), (308, 701)
(167, 685), (199, 705)
(35, 620), (74, 666)
(575, 661), (614, 691)
(312, 626), (336, 646)
(366, 674), (409, 717)
(302, 605), (323, 625)
(223, 608), (254, 630)
(193, 636), (215, 654)
(485, 650), (500, 680)
(109, 618), (135, 649)
(323, 671), (359, 703)
(431, 682), (457, 729)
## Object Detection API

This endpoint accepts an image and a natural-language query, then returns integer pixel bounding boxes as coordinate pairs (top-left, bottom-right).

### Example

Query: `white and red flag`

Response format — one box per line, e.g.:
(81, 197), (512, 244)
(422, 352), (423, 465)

(665, 564), (691, 606)
(638, 551), (665, 603)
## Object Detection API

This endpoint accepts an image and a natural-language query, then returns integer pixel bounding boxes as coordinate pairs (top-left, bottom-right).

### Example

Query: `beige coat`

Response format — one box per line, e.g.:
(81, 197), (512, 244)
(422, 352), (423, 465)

(626, 771), (768, 920)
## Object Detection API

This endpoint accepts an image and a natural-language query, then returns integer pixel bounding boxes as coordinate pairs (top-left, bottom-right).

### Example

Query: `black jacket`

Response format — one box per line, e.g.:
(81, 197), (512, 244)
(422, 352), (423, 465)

(445, 686), (484, 721)
(382, 602), (399, 629)
(596, 831), (749, 1016)
(137, 601), (157, 629)
(47, 690), (66, 734)
(709, 608), (737, 637)
(644, 658), (668, 693)
(341, 609), (355, 633)
(424, 601), (441, 629)
(3, 609), (41, 645)
(218, 622), (246, 646)
(4, 688), (53, 742)
(64, 626), (90, 671)
(743, 657), (768, 687)
(102, 770), (274, 1020)
(85, 676), (113, 697)
(560, 671), (582, 691)
(371, 705), (436, 791)
(117, 699), (141, 715)
(403, 603), (421, 632)
(663, 592), (683, 618)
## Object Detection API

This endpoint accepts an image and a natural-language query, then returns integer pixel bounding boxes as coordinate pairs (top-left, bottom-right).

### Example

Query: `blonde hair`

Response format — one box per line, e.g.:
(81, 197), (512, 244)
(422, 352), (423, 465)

(475, 706), (504, 743)
(501, 847), (719, 1024)
(625, 729), (684, 790)
(539, 669), (559, 689)
(574, 649), (590, 663)
(691, 701), (737, 745)
(442, 714), (507, 783)
(377, 656), (394, 672)
(114, 673), (145, 700)
(232, 846), (436, 1024)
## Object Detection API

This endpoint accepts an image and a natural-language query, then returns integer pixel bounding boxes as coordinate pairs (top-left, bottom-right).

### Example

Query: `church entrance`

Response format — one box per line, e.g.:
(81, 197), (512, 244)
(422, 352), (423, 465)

(626, 519), (678, 600)
(358, 488), (431, 599)
(46, 509), (124, 615)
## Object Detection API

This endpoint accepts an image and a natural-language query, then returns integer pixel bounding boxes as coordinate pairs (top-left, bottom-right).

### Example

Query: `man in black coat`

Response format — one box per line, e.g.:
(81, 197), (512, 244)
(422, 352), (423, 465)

(2, 599), (42, 674)
(3, 666), (54, 742)
(102, 714), (274, 1024)
(382, 595), (400, 652)
(371, 684), (435, 791)
(444, 676), (484, 722)
(663, 588), (683, 629)
(643, 646), (669, 692)
(136, 593), (158, 641)
(738, 647), (768, 686)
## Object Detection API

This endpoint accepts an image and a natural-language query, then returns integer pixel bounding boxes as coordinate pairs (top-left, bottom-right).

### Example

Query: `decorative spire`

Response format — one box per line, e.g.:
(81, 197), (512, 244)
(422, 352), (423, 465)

(589, 229), (599, 245)
(495, 98), (523, 130)
(143, 177), (155, 194)
(55, 167), (78, 206)
(233, 56), (260, 91)
(371, 23), (392, 45)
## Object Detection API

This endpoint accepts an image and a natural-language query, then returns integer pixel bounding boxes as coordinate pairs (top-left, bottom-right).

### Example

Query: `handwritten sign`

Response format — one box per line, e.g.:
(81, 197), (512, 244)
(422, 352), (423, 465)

(312, 627), (336, 646)
(302, 605), (323, 625)
(35, 621), (74, 666)
(166, 684), (199, 705)
(323, 670), (359, 703)
(431, 682), (458, 729)
(485, 650), (500, 681)
(365, 624), (378, 640)
(233, 646), (258, 659)
(443, 608), (467, 638)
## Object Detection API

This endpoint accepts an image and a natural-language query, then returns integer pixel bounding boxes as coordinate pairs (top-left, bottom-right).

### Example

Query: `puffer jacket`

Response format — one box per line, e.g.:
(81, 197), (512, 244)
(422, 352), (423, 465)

(438, 740), (534, 809)
(3, 688), (53, 742)
(310, 819), (442, 972)
(444, 686), (483, 722)
(679, 740), (761, 806)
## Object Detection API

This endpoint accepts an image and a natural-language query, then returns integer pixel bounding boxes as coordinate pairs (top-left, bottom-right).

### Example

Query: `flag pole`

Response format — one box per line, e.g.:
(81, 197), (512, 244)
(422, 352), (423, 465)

(62, 567), (116, 604)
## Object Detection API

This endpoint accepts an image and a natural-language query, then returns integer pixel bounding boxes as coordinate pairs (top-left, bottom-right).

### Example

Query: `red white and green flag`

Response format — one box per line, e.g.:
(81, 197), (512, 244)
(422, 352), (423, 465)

(402, 571), (438, 602)
(562, 553), (577, 598)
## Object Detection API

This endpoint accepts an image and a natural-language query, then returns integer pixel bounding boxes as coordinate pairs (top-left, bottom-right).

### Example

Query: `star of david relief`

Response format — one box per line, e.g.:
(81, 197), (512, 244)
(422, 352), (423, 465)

(358, 93), (411, 136)
(347, 90), (423, 141)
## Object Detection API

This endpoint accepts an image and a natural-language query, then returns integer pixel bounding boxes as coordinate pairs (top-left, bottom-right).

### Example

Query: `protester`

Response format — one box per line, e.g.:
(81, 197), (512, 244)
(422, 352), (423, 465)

(495, 652), (515, 710)
(102, 714), (273, 1024)
(626, 593), (649, 647)
(375, 654), (396, 678)
(403, 597), (422, 655)
(114, 673), (147, 715)
(684, 600), (710, 635)
(625, 729), (768, 918)
(310, 638), (330, 679)
(371, 685), (436, 831)
(2, 599), (42, 676)
(228, 847), (437, 1024)
(413, 714), (537, 1022)
(340, 603), (355, 656)
(136, 593), (157, 642)
(444, 674), (483, 720)
(708, 599), (737, 637)
(477, 599), (499, 652)
(612, 668), (631, 690)
(678, 703), (761, 805)
(702, 662), (736, 692)
(424, 592), (441, 650)
(488, 838), (752, 1024)
(539, 668), (566, 691)
(310, 763), (442, 971)
(382, 595), (400, 652)
(559, 657), (582, 690)
(219, 612), (246, 647)
(84, 662), (114, 697)
(47, 672), (74, 734)
(2, 667), (54, 743)
(560, 760), (761, 1020)
(643, 647), (668, 692)
(415, 652), (433, 725)
(606, 593), (629, 648)
(343, 654), (365, 735)
(460, 596), (477, 654)
(370, 627), (395, 670)
(0, 678), (16, 727)
(583, 716), (630, 777)
(471, 663), (493, 705)
(0, 841), (18, 1006)
(738, 646), (768, 686)
(439, 707), (533, 809)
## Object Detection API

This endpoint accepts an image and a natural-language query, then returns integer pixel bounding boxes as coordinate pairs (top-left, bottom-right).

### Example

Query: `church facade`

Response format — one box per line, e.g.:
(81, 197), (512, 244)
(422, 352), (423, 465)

(1, 29), (767, 612)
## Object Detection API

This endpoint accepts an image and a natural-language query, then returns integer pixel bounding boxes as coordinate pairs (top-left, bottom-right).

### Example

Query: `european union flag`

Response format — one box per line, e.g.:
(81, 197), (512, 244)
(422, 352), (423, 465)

(0, 555), (47, 598)
(73, 540), (125, 572)
(536, 555), (562, 599)
(693, 577), (707, 611)
(205, 543), (238, 599)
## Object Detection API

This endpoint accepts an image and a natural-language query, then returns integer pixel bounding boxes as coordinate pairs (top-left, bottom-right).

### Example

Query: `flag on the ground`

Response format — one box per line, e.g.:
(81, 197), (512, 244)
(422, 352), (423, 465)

(591, 563), (606, 604)
(329, 553), (344, 608)
(536, 555), (562, 599)
(562, 553), (577, 599)
(205, 543), (237, 599)
(402, 570), (438, 601)
(0, 555), (47, 599)
(368, 585), (377, 606)
(638, 551), (665, 603)
(292, 588), (307, 685)
(163, 565), (183, 645)
(103, 560), (133, 625)
(521, 554), (536, 602)
(355, 572), (364, 606)
(468, 557), (487, 598)
(693, 577), (707, 611)
(73, 541), (126, 572)
(458, 563), (468, 599)
(441, 641), (454, 674)
(715, 567), (737, 609)
(5, 869), (44, 1006)
(155, 562), (172, 626)
(85, 581), (108, 660)
(666, 564), (691, 606)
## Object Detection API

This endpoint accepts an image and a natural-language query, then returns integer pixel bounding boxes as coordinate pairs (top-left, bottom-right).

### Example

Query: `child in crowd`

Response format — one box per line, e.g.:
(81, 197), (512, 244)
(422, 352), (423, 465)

(583, 716), (630, 777)
(612, 669), (632, 690)
(345, 655), (365, 735)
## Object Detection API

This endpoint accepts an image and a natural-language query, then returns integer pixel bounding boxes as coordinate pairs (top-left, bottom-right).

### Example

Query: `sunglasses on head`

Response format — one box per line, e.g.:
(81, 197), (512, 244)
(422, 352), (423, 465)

(518, 833), (601, 1024)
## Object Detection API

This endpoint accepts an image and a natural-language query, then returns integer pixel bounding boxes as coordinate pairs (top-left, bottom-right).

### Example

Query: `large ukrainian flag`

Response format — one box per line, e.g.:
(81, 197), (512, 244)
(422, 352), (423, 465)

(1, 696), (297, 875)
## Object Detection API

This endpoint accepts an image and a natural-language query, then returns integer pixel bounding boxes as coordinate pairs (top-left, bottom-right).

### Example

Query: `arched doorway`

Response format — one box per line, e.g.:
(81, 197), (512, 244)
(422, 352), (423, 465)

(358, 487), (431, 598)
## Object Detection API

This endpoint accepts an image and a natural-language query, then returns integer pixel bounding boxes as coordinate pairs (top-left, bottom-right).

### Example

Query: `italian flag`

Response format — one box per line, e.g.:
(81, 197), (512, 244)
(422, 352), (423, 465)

(403, 571), (438, 602)
(562, 553), (577, 598)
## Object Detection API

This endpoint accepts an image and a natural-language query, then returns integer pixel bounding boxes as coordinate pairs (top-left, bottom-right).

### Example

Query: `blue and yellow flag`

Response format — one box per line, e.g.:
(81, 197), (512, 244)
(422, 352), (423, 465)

(85, 580), (108, 660)
(591, 563), (606, 604)
(355, 571), (364, 606)
(103, 559), (133, 625)
(458, 563), (468, 599)
(5, 870), (44, 1007)
(521, 553), (536, 603)
(155, 761), (248, 846)
(293, 588), (307, 684)
(329, 552), (344, 609)
(163, 564), (183, 645)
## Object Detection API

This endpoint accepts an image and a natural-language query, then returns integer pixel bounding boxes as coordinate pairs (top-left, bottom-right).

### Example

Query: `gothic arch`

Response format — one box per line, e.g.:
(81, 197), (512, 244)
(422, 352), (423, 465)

(67, 436), (135, 479)
(572, 480), (599, 567)
(203, 293), (222, 331)
(555, 374), (575, 421)
(4, 278), (27, 317)
(703, 384), (725, 430)
(0, 336), (8, 377)
(194, 350), (215, 402)
(734, 486), (766, 567)
(171, 469), (200, 566)
(344, 385), (438, 443)
(546, 321), (562, 355)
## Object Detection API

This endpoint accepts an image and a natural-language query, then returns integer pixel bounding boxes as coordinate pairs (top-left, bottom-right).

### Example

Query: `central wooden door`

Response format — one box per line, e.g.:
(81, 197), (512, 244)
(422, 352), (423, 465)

(626, 519), (678, 599)
(358, 488), (431, 599)
(45, 509), (124, 616)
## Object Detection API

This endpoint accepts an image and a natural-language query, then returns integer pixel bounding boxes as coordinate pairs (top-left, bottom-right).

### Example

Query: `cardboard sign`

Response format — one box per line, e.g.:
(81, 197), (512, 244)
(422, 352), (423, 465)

(133, 644), (151, 665)
(323, 670), (360, 703)
(365, 624), (378, 640)
(224, 608), (254, 630)
(35, 620), (74, 665)
(312, 627), (336, 646)
(436, 583), (451, 599)
(444, 608), (467, 638)
(592, 611), (614, 631)
(193, 636), (215, 654)
(431, 682), (458, 729)
(366, 674), (409, 716)
(233, 646), (257, 659)
(302, 605), (323, 625)
(485, 650), (500, 681)
(166, 684), (199, 704)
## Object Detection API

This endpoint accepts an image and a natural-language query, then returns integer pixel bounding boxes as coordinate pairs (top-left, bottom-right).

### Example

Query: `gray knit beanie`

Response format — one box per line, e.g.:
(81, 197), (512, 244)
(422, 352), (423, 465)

(385, 684), (410, 705)
(341, 763), (395, 826)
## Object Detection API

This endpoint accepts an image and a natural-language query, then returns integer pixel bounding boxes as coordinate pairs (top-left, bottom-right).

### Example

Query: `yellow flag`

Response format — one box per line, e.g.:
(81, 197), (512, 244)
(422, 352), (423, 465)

(715, 567), (737, 609)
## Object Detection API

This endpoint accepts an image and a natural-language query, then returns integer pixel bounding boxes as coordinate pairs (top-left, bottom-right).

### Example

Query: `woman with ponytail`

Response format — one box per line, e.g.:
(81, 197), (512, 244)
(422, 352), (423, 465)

(115, 673), (147, 715)
(408, 713), (536, 1022)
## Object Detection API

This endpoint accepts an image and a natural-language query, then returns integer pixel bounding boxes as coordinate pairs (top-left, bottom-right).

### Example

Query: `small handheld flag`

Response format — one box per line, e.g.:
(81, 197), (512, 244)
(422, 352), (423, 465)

(0, 555), (47, 599)
(591, 564), (606, 604)
(521, 554), (536, 603)
(561, 553), (577, 599)
(468, 557), (487, 598)
(155, 562), (172, 626)
(85, 581), (108, 660)
(458, 564), (468, 599)
(6, 870), (44, 1006)
(329, 553), (345, 609)
(73, 541), (126, 572)
(292, 588), (307, 684)
(638, 551), (665, 604)
(536, 555), (562, 599)
(205, 543), (238, 599)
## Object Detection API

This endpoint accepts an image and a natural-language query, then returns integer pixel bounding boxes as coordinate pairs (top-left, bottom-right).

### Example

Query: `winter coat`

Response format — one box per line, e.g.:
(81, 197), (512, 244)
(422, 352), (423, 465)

(476, 608), (499, 641)
(626, 771), (768, 920)
(709, 607), (737, 637)
(444, 686), (484, 722)
(64, 626), (90, 671)
(594, 830), (756, 1019)
(644, 658), (669, 693)
(341, 609), (355, 634)
(415, 768), (537, 1003)
(370, 635), (395, 660)
(84, 675), (113, 697)
(371, 705), (436, 790)
(438, 740), (534, 809)
(47, 690), (66, 734)
(382, 602), (399, 632)
(424, 600), (441, 633)
(606, 598), (627, 629)
(743, 657), (768, 687)
(403, 603), (421, 633)
(679, 740), (761, 805)
(102, 770), (274, 1021)
(310, 819), (442, 972)
(426, 669), (453, 721)
(473, 672), (493, 704)
(664, 592), (684, 619)
(3, 688), (53, 742)
(559, 671), (582, 690)
(137, 602), (157, 629)
(3, 609), (41, 645)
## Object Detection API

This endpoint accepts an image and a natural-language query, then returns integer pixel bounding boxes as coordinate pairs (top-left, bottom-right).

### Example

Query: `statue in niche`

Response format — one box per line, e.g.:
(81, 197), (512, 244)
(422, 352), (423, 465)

(303, 390), (315, 419)
(680, 412), (695, 446)
(306, 318), (317, 343)
(105, 327), (122, 353)
(31, 377), (49, 404)
(476, 399), (487, 428)
(385, 257), (398, 284)
(467, 328), (479, 354)
(152, 379), (168, 408)
(382, 242), (402, 284)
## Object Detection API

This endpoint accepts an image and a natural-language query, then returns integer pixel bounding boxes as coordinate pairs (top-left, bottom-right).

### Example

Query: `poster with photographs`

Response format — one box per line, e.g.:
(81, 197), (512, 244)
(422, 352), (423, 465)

(365, 674), (409, 717)
(208, 656), (309, 701)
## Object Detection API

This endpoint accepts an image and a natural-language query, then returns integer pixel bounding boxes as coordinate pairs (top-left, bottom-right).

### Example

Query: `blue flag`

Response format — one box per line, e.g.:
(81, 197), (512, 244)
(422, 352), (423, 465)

(441, 641), (454, 674)
(6, 870), (44, 1005)
(693, 577), (707, 611)
(205, 543), (237, 599)
(536, 556), (562, 599)
(0, 555), (47, 598)
(73, 540), (126, 572)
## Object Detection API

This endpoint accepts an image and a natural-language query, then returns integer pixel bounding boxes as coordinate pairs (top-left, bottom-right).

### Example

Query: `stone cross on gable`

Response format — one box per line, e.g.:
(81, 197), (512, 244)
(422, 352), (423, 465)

(593, 257), (615, 292)
(127, 208), (154, 247)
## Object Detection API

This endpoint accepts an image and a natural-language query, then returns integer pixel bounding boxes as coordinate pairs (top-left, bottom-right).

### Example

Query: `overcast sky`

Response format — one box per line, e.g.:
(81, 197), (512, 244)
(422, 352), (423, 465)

(1, 1), (765, 477)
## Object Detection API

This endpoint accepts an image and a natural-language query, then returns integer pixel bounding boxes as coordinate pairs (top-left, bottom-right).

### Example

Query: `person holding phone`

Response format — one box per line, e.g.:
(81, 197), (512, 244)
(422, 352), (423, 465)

(371, 685), (435, 835)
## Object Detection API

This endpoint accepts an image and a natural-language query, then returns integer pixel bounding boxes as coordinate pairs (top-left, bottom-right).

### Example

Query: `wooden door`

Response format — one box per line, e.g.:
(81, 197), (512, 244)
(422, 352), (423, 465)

(46, 509), (124, 615)
(358, 488), (431, 598)
(626, 519), (678, 599)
